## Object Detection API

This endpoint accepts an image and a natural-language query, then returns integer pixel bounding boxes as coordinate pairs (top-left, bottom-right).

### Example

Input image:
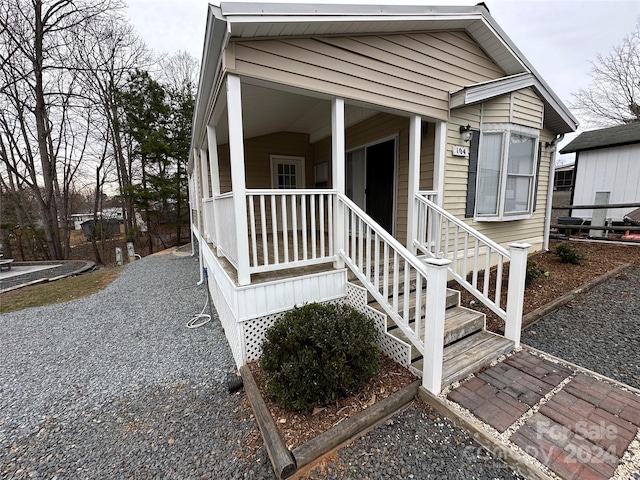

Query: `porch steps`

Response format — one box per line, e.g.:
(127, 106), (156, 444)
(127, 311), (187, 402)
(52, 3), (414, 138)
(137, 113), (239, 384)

(413, 332), (514, 386)
(347, 269), (514, 389)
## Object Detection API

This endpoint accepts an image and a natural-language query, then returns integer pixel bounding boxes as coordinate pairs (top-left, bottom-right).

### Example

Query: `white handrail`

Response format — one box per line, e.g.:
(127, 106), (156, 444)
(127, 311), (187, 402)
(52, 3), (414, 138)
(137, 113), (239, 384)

(338, 193), (437, 354)
(414, 193), (509, 319)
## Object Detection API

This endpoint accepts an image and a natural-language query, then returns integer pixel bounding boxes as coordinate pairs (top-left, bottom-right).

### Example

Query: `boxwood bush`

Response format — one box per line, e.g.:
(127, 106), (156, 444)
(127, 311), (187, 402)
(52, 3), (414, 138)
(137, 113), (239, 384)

(261, 303), (380, 412)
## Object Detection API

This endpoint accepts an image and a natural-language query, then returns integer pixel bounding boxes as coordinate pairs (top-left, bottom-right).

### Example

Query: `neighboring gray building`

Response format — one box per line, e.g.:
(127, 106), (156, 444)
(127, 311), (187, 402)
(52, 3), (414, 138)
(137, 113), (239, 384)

(560, 123), (640, 222)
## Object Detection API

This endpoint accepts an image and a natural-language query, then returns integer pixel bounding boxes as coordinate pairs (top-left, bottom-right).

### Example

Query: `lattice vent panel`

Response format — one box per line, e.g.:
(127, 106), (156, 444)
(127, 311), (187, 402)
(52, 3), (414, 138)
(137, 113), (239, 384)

(345, 282), (412, 368)
(209, 280), (244, 368)
(241, 298), (347, 362)
(242, 312), (284, 362)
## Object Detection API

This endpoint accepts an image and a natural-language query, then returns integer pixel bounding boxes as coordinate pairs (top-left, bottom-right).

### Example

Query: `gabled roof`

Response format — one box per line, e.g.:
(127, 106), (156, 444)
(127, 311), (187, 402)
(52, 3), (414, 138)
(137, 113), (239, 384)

(559, 123), (640, 154)
(450, 73), (577, 134)
(191, 2), (578, 159)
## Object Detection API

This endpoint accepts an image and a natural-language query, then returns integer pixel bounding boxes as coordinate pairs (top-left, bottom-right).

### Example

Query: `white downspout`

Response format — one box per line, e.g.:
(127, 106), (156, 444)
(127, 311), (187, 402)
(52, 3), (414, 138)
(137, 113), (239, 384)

(543, 134), (564, 250)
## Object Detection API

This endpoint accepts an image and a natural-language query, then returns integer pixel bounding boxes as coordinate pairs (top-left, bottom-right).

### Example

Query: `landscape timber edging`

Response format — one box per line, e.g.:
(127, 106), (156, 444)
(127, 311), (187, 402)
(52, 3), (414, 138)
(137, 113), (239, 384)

(521, 262), (631, 330)
(291, 380), (420, 470)
(239, 365), (296, 480)
(239, 364), (420, 479)
(417, 386), (555, 480)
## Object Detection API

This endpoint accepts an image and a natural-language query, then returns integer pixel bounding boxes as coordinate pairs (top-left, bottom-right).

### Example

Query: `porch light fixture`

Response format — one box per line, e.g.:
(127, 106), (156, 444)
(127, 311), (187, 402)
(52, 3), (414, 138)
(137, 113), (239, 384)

(459, 124), (473, 143)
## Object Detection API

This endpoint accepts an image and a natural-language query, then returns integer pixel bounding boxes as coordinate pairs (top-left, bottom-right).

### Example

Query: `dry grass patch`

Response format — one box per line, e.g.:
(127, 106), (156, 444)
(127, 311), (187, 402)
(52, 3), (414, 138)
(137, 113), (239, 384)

(0, 267), (122, 314)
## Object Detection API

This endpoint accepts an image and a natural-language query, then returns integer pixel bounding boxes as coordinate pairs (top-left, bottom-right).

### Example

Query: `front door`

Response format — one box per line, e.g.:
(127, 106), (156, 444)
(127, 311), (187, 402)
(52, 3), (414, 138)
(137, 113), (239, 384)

(346, 138), (396, 234)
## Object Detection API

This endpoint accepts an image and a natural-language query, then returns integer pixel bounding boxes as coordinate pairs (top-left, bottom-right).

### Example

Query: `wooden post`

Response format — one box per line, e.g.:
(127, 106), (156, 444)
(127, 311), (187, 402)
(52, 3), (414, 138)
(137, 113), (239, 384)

(422, 257), (451, 394)
(332, 97), (345, 269)
(207, 125), (224, 256)
(407, 115), (421, 253)
(227, 74), (251, 286)
(505, 243), (530, 347)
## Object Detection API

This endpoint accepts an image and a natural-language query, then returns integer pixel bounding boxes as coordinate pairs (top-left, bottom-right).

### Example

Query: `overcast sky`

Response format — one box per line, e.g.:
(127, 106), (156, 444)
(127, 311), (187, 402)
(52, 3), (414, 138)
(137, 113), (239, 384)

(127, 0), (639, 163)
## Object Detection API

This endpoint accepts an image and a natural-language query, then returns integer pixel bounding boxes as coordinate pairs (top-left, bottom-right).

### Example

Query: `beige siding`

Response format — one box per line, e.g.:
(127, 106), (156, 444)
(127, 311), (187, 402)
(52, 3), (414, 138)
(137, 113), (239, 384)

(314, 113), (435, 243)
(512, 87), (544, 129)
(482, 95), (511, 124)
(229, 31), (504, 121)
(443, 104), (555, 254)
(217, 132), (315, 192)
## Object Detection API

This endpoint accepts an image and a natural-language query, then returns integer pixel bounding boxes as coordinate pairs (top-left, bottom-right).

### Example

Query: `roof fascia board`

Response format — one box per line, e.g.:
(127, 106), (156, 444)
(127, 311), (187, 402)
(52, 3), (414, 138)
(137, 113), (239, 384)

(560, 139), (640, 154)
(478, 11), (578, 131)
(451, 73), (578, 133)
(450, 73), (534, 108)
(220, 3), (483, 16)
(190, 5), (229, 170)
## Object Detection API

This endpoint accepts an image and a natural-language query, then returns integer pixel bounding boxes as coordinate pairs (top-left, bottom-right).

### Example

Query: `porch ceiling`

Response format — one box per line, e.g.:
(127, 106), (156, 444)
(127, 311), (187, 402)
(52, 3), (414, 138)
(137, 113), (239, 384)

(214, 83), (378, 144)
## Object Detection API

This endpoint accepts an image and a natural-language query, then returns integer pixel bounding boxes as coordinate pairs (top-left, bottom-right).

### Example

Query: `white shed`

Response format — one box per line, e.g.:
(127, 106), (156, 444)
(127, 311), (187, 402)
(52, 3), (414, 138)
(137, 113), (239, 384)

(560, 123), (640, 222)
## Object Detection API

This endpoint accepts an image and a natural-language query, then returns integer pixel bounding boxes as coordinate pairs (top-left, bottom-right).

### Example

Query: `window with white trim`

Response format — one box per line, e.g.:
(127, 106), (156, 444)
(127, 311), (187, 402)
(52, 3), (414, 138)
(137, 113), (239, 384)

(475, 124), (539, 221)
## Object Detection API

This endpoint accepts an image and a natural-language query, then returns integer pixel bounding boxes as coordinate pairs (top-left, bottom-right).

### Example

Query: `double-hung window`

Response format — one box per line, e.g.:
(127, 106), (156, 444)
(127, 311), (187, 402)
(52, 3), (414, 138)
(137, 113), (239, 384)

(476, 124), (539, 220)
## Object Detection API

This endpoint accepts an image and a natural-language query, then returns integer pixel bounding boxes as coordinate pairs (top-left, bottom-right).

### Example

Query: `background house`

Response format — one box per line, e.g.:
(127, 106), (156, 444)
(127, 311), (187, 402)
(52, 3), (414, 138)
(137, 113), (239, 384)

(553, 163), (575, 191)
(560, 123), (640, 222)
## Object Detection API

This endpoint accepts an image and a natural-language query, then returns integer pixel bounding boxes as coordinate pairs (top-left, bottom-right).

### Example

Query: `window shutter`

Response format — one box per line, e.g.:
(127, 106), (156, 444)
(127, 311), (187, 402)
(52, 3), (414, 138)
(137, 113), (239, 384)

(465, 130), (480, 218)
(533, 141), (542, 212)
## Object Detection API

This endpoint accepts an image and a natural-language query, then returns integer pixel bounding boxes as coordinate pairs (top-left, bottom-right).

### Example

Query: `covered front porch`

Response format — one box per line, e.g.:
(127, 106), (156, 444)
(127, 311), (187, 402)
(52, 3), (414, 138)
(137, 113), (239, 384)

(190, 74), (529, 395)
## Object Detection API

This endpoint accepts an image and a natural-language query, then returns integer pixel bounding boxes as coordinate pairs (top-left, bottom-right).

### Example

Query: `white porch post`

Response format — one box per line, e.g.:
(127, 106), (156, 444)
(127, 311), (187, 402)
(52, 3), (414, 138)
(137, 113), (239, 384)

(422, 257), (451, 394)
(199, 148), (210, 242)
(332, 97), (345, 269)
(505, 243), (530, 347)
(188, 172), (195, 256)
(207, 125), (223, 256)
(407, 115), (421, 253)
(193, 148), (204, 285)
(433, 121), (447, 207)
(199, 149), (210, 198)
(227, 74), (251, 286)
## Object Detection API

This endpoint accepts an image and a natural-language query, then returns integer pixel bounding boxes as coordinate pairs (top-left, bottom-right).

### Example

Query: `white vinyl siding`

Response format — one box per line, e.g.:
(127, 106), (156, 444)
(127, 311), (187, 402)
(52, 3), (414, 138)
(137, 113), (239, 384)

(572, 144), (640, 222)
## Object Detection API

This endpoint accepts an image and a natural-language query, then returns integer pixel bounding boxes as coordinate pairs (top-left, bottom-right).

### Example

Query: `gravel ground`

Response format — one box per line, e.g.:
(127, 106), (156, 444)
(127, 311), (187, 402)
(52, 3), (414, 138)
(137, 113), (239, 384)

(2, 253), (636, 479)
(0, 252), (273, 479)
(522, 266), (640, 390)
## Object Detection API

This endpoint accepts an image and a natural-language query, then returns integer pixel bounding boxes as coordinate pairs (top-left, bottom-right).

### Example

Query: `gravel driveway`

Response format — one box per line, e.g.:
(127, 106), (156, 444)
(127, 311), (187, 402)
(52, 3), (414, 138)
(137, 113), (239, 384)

(1, 253), (272, 479)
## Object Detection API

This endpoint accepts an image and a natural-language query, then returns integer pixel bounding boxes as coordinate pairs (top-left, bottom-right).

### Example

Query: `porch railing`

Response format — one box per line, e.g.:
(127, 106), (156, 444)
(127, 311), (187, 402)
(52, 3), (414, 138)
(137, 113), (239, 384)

(246, 189), (335, 273)
(215, 192), (238, 268)
(337, 194), (452, 391)
(202, 198), (216, 244)
(413, 193), (529, 345)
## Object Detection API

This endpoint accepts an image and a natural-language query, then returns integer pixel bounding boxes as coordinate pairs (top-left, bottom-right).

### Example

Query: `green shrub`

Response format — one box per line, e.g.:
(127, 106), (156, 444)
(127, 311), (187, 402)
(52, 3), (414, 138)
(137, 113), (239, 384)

(525, 262), (543, 287)
(261, 303), (380, 412)
(554, 242), (584, 265)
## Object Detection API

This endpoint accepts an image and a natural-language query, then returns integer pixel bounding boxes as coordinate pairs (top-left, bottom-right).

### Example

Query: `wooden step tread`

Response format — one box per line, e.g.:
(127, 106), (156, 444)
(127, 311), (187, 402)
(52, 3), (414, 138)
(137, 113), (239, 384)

(411, 332), (514, 387)
(367, 289), (460, 318)
(384, 306), (484, 352)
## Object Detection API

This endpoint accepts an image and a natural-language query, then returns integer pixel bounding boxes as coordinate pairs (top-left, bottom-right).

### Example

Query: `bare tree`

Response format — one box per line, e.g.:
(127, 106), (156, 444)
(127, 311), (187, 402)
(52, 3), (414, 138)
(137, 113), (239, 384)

(0, 0), (123, 259)
(571, 19), (640, 128)
(71, 14), (151, 238)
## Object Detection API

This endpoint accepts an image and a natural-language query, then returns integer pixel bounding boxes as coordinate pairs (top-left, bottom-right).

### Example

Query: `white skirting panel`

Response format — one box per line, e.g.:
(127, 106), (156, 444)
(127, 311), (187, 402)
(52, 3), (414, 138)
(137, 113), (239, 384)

(236, 270), (347, 321)
(200, 240), (348, 367)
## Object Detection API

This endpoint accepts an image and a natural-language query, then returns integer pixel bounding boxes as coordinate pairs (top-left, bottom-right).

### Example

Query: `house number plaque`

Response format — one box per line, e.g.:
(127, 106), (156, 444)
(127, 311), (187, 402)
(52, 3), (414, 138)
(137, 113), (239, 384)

(452, 145), (469, 157)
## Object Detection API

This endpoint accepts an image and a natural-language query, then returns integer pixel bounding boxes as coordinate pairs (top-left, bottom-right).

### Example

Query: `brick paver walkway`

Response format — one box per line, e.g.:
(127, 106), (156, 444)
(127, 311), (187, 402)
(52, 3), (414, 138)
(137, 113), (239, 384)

(448, 350), (640, 480)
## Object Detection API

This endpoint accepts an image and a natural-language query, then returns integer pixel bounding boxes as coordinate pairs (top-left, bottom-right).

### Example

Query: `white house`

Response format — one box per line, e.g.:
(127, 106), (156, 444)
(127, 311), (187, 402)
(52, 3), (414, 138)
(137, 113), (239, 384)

(560, 122), (640, 223)
(188, 2), (577, 394)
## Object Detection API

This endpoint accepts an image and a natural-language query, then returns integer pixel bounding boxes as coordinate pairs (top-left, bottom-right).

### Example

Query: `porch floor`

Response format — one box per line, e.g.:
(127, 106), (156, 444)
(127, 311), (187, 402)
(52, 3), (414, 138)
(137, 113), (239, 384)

(205, 236), (336, 287)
